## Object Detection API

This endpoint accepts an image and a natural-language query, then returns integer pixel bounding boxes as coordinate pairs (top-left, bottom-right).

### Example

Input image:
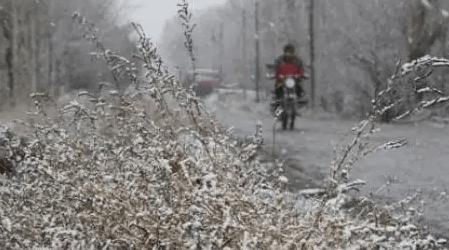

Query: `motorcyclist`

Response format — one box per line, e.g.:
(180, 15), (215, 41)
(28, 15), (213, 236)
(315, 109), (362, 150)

(273, 43), (307, 103)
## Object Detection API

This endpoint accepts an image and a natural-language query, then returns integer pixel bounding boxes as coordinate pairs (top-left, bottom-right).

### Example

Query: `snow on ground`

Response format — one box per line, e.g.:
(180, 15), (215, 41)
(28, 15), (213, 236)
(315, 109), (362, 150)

(205, 89), (449, 238)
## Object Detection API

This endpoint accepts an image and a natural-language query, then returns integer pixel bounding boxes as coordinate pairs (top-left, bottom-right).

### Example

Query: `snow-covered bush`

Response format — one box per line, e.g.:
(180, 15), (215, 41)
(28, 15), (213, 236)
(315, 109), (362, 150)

(1, 1), (449, 249)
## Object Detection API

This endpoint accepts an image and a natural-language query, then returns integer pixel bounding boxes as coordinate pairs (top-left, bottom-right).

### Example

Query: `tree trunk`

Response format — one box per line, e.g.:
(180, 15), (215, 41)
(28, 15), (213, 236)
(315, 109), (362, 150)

(30, 14), (37, 94)
(6, 47), (13, 107)
(9, 0), (18, 107)
(406, 0), (444, 103)
(49, 36), (54, 96)
(309, 0), (316, 109)
(241, 9), (247, 99)
(254, 0), (260, 103)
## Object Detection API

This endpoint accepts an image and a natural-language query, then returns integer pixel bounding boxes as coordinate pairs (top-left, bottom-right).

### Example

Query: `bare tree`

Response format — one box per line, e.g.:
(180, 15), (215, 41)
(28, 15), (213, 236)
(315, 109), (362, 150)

(406, 0), (446, 61)
(158, 0), (449, 120)
(0, 0), (138, 110)
(405, 0), (448, 103)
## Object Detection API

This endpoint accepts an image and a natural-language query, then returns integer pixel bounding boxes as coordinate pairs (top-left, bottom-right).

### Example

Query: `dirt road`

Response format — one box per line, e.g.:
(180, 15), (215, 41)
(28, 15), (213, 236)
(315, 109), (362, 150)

(205, 92), (449, 238)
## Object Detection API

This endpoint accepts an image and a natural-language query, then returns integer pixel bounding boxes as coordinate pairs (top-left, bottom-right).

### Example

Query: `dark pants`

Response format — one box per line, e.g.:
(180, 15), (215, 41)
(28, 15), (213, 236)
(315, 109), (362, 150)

(274, 81), (304, 100)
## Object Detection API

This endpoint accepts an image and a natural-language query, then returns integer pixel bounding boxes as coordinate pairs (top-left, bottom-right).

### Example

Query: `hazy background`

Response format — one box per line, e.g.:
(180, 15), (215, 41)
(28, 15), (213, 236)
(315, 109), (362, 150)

(130, 0), (227, 44)
(0, 0), (448, 119)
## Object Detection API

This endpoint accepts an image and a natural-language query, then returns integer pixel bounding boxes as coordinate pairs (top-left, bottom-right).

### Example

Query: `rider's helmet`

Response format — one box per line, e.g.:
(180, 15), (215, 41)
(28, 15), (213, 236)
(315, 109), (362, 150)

(283, 43), (295, 54)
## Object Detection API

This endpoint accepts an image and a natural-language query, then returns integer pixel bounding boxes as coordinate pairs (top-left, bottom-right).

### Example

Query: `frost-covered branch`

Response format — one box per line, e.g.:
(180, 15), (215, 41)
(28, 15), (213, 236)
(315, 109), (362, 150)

(331, 55), (449, 184)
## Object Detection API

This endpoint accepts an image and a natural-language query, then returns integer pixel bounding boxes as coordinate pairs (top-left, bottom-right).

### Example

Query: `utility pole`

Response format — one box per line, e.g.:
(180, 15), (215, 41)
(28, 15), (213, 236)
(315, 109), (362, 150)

(242, 9), (247, 99)
(309, 0), (316, 109)
(30, 13), (37, 94)
(287, 0), (295, 36)
(211, 30), (217, 70)
(441, 27), (447, 94)
(254, 0), (260, 103)
(219, 22), (224, 84)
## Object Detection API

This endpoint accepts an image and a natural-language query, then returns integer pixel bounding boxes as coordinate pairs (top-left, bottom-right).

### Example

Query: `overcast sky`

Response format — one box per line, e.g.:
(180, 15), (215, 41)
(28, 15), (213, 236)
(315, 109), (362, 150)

(130, 0), (227, 44)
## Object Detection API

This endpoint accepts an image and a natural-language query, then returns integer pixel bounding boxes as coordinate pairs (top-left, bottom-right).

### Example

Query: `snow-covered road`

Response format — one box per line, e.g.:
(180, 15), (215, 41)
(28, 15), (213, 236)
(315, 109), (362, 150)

(205, 91), (449, 238)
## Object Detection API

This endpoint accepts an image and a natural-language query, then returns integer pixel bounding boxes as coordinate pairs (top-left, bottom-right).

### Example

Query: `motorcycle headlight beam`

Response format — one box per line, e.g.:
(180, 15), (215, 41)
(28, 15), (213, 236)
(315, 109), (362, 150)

(285, 78), (295, 88)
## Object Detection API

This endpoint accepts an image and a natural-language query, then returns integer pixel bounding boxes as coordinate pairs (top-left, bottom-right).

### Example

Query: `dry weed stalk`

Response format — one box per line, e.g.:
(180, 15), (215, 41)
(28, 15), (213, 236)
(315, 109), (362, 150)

(331, 55), (449, 187)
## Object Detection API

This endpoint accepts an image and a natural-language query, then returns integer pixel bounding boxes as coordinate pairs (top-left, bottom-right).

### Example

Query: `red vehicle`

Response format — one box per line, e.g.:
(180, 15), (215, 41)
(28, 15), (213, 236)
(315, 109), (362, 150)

(181, 68), (222, 97)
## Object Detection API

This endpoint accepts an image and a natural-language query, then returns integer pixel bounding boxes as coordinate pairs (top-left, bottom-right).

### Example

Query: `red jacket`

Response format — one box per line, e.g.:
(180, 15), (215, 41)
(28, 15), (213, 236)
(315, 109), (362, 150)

(274, 56), (304, 80)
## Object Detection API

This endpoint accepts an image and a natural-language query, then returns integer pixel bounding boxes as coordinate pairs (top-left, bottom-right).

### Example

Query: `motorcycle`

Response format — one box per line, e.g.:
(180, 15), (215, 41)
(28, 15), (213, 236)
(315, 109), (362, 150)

(266, 64), (308, 130)
(274, 74), (308, 130)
